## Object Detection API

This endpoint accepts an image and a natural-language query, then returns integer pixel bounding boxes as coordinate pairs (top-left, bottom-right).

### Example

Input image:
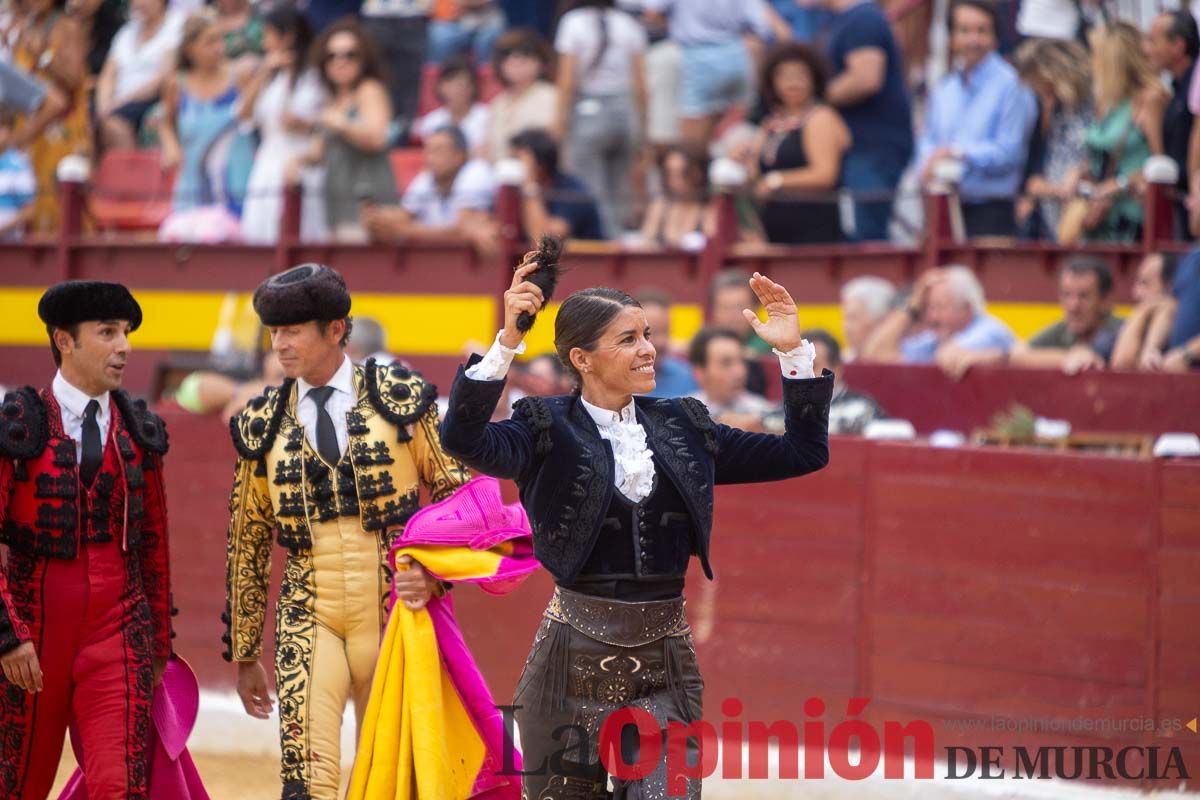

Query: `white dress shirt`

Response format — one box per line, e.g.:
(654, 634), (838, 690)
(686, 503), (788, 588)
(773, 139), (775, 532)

(464, 331), (818, 502)
(579, 395), (656, 503)
(295, 356), (356, 457)
(52, 371), (111, 461)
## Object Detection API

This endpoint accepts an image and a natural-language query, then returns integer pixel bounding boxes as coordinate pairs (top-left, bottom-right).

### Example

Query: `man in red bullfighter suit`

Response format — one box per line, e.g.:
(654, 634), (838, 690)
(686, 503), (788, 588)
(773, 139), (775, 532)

(0, 281), (173, 800)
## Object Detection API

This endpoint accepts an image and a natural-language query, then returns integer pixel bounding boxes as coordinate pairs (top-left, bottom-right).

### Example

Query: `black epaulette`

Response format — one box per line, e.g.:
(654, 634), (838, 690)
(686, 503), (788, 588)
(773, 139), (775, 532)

(0, 387), (48, 461)
(677, 396), (718, 455)
(363, 360), (437, 442)
(229, 380), (293, 460)
(512, 396), (554, 457)
(113, 390), (169, 455)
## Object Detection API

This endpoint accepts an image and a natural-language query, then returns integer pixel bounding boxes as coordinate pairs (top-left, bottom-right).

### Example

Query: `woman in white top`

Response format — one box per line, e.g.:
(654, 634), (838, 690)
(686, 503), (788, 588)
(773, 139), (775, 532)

(96, 0), (184, 150)
(485, 28), (558, 161)
(554, 0), (647, 238)
(237, 4), (327, 244)
(412, 54), (490, 154)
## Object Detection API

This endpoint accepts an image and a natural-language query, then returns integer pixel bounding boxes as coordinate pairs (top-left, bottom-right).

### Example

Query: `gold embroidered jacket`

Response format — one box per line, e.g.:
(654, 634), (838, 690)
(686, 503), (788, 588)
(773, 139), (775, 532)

(222, 360), (470, 661)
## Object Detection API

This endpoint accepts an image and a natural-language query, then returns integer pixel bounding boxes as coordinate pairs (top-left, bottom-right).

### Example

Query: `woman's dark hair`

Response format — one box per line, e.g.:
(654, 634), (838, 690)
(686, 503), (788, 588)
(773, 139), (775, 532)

(436, 54), (480, 103)
(659, 142), (709, 200)
(86, 0), (127, 75)
(554, 287), (640, 389)
(311, 16), (388, 92)
(262, 4), (313, 86)
(510, 127), (560, 178)
(556, 0), (615, 73)
(759, 42), (830, 110)
(492, 28), (553, 87)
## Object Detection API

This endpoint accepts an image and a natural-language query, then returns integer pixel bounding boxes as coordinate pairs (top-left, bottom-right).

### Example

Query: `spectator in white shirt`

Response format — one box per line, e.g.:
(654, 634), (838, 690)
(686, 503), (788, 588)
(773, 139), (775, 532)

(96, 0), (184, 149)
(361, 124), (498, 253)
(411, 54), (490, 154)
(554, 0), (648, 238)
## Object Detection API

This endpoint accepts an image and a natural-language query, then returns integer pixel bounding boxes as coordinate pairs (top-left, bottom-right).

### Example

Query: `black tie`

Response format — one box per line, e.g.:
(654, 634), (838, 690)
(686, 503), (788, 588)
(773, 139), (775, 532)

(80, 399), (102, 486)
(308, 386), (341, 466)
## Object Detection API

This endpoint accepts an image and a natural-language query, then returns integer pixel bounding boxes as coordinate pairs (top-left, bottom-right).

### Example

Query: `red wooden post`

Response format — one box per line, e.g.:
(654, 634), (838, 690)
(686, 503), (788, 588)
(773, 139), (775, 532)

(922, 188), (955, 271)
(494, 181), (523, 331)
(55, 157), (88, 282)
(699, 158), (744, 310)
(1141, 157), (1179, 255)
(275, 183), (302, 274)
(698, 192), (737, 288)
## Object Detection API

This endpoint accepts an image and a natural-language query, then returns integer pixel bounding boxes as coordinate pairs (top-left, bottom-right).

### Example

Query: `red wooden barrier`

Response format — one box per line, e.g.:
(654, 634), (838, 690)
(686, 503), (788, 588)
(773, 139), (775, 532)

(159, 410), (1200, 788)
(840, 363), (1200, 436)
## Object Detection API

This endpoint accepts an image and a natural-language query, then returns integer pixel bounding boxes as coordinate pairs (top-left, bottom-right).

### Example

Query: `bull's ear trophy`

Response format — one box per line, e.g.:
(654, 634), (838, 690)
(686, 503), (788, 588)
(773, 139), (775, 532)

(516, 235), (563, 333)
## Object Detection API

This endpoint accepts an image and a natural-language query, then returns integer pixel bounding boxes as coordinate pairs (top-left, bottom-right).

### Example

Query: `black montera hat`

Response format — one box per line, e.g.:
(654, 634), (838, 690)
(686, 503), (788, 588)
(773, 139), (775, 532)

(37, 281), (143, 331)
(252, 264), (352, 326)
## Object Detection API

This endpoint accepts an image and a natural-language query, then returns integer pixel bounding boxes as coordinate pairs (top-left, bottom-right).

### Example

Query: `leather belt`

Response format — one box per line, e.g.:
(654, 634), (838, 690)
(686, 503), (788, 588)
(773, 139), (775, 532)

(544, 586), (690, 647)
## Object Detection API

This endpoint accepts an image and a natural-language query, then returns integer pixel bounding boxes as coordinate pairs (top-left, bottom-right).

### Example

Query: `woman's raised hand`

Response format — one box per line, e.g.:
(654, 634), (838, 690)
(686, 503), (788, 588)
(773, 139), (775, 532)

(743, 272), (802, 353)
(500, 251), (545, 349)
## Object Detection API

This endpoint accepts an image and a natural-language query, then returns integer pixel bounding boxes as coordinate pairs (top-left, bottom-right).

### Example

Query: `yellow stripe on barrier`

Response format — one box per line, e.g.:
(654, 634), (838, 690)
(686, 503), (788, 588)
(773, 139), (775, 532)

(0, 291), (499, 354)
(0, 289), (1131, 356)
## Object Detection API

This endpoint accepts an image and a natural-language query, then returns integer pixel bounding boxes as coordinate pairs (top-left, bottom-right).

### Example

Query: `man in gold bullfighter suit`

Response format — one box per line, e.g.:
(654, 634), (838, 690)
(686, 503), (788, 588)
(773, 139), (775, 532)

(221, 264), (470, 800)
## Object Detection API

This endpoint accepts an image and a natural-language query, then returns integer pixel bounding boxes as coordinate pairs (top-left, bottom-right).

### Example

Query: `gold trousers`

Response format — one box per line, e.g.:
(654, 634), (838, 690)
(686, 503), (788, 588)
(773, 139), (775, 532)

(275, 511), (388, 800)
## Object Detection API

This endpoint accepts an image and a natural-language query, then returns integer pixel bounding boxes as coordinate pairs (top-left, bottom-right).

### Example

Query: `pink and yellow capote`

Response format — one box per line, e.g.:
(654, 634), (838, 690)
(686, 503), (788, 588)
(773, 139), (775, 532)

(347, 476), (538, 800)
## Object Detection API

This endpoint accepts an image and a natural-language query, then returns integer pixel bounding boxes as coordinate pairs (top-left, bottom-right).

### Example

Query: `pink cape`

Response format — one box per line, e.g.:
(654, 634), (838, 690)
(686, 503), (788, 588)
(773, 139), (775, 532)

(57, 657), (210, 799)
(390, 476), (540, 799)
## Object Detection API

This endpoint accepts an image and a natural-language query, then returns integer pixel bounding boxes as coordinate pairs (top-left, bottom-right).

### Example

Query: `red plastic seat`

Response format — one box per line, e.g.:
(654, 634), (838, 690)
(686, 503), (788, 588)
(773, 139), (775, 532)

(389, 148), (427, 194)
(477, 63), (502, 102)
(417, 63), (443, 118)
(88, 149), (176, 232)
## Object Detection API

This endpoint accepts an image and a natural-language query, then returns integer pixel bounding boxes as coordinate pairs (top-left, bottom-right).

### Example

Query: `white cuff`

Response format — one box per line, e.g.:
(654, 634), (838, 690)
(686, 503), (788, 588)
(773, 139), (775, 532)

(464, 330), (526, 381)
(774, 340), (816, 380)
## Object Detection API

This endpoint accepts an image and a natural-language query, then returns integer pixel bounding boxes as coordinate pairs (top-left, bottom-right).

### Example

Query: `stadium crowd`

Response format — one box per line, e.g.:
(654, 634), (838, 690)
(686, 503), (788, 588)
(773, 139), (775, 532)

(2, 0), (1199, 391)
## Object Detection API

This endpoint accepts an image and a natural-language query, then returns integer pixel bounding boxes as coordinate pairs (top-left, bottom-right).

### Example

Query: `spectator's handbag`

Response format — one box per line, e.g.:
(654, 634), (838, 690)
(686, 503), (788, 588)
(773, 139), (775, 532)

(1056, 194), (1091, 244)
(1069, 115), (1136, 241)
(1057, 123), (1132, 244)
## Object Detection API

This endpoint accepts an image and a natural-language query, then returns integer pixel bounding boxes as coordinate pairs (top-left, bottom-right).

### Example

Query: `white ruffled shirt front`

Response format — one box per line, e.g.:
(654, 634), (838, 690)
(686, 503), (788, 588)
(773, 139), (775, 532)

(579, 396), (655, 502)
(464, 331), (817, 503)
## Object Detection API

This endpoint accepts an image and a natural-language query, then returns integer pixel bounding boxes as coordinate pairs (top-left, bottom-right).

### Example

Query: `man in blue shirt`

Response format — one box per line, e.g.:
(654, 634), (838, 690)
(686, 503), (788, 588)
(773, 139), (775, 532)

(1164, 246), (1200, 370)
(916, 0), (1036, 238)
(859, 266), (1015, 379)
(821, 0), (914, 241)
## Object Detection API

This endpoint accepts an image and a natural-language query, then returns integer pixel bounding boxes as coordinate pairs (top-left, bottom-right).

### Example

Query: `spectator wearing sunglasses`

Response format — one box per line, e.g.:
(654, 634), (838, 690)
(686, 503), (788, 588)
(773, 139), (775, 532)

(290, 18), (399, 242)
